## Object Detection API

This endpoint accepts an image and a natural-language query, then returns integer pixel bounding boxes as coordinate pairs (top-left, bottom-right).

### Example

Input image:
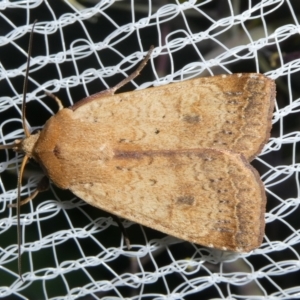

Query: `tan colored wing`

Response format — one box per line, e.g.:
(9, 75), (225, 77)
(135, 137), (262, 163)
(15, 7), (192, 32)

(72, 73), (275, 161)
(69, 148), (266, 252)
(31, 73), (270, 251)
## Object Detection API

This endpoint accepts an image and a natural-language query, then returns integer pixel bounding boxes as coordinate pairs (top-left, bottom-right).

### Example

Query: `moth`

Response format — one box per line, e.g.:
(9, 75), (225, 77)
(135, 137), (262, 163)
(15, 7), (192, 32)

(0, 22), (275, 279)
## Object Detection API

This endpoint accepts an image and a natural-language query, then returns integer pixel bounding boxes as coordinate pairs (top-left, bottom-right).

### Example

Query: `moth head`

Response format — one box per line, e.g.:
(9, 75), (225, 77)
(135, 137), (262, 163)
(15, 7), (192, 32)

(20, 132), (41, 159)
(0, 132), (39, 156)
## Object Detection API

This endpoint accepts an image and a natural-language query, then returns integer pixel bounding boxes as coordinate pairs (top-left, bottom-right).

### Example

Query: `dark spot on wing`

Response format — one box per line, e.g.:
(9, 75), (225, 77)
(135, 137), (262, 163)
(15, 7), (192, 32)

(176, 195), (195, 205)
(182, 114), (200, 124)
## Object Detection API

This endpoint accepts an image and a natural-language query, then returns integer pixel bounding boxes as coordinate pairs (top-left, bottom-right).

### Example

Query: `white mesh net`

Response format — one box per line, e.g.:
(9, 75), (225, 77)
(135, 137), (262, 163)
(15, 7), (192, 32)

(1, 0), (300, 299)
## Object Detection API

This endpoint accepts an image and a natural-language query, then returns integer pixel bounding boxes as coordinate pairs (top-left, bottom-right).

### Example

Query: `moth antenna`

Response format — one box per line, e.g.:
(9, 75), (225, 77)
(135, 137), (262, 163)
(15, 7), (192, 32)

(16, 19), (38, 281)
(22, 20), (37, 138)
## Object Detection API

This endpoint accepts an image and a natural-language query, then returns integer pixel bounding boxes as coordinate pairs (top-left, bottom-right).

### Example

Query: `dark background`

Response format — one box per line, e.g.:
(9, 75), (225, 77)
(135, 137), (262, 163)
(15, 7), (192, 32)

(0, 1), (300, 299)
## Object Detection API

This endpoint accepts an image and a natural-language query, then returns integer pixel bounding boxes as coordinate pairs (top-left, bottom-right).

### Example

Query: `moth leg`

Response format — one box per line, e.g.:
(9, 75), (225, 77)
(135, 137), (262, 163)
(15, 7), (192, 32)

(7, 176), (49, 208)
(111, 214), (131, 250)
(45, 91), (64, 111)
(108, 45), (154, 95)
(71, 46), (154, 111)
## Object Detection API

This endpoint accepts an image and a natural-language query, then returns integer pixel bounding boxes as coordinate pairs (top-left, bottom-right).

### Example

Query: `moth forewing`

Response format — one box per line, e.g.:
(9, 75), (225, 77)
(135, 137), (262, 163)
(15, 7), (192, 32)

(71, 73), (275, 161)
(69, 148), (266, 252)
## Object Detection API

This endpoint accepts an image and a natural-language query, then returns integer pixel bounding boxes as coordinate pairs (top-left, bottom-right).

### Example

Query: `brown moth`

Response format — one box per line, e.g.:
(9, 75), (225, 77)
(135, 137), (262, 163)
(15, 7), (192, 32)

(31, 72), (274, 252)
(0, 24), (275, 279)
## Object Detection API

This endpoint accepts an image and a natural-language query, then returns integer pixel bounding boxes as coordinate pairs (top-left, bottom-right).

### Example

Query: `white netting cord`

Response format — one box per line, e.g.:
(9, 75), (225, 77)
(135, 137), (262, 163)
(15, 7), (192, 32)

(0, 0), (300, 299)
